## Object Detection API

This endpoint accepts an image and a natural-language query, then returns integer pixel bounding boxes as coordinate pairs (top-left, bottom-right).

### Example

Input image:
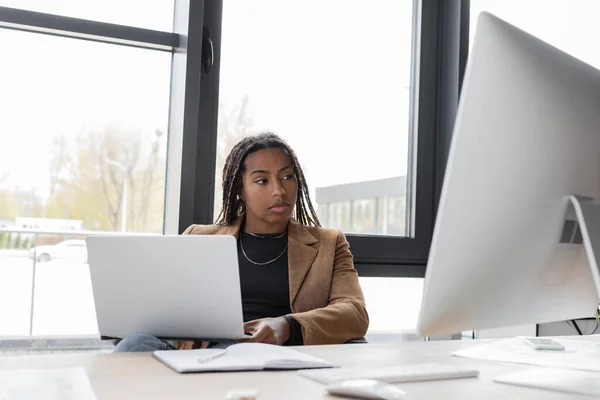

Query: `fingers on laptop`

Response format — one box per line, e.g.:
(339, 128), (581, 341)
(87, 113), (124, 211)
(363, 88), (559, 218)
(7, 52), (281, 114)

(244, 319), (279, 345)
(248, 324), (278, 345)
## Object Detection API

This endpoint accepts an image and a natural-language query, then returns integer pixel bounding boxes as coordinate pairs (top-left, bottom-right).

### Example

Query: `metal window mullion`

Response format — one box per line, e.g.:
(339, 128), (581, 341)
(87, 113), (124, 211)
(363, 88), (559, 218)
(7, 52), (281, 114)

(164, 0), (207, 234)
(0, 6), (179, 51)
(177, 0), (222, 231)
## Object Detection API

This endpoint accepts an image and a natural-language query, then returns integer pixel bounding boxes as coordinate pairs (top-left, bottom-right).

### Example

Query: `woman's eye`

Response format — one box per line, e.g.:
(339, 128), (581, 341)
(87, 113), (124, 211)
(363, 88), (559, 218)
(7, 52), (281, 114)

(255, 178), (267, 185)
(282, 174), (294, 180)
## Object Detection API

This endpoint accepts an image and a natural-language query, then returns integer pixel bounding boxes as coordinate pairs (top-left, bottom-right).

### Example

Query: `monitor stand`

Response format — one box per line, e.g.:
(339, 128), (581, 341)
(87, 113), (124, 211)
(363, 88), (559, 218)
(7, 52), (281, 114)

(564, 195), (600, 298)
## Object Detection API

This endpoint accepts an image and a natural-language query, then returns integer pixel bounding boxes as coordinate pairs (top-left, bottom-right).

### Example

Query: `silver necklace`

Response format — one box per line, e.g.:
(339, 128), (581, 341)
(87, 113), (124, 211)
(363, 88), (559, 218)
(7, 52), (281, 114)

(240, 234), (288, 266)
(245, 231), (287, 239)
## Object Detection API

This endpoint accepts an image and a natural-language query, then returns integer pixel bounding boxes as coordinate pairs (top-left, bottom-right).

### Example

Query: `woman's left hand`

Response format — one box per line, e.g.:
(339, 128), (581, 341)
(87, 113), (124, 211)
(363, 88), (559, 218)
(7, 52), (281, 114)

(243, 317), (290, 345)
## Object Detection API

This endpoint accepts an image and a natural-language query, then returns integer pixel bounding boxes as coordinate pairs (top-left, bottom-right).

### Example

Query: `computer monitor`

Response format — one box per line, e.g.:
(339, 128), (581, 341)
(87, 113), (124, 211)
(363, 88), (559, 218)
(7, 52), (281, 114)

(418, 12), (600, 337)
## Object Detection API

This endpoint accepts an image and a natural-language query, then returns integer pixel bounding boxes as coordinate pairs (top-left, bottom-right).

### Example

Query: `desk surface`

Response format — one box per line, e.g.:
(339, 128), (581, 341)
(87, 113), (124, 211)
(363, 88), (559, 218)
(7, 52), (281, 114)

(1, 336), (597, 399)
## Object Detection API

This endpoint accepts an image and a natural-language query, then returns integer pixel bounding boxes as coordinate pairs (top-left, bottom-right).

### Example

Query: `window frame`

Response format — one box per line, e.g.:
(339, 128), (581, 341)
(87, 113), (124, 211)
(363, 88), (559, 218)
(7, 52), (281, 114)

(0, 6), (178, 50)
(178, 0), (471, 277)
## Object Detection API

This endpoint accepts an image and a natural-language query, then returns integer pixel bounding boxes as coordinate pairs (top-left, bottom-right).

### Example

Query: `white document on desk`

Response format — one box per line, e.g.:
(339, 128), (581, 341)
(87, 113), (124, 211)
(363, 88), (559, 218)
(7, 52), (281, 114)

(154, 342), (334, 373)
(453, 337), (600, 372)
(495, 367), (600, 396)
(0, 367), (97, 400)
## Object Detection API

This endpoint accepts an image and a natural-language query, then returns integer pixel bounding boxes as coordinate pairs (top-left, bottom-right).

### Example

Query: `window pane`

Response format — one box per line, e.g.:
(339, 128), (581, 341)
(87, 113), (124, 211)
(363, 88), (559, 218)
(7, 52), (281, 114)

(0, 0), (175, 31)
(0, 29), (171, 336)
(214, 0), (416, 237)
(470, 0), (600, 71)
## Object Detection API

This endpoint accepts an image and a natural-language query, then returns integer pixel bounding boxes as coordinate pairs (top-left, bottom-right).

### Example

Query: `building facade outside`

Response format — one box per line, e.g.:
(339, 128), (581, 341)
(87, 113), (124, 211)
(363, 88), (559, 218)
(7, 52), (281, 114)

(316, 176), (407, 236)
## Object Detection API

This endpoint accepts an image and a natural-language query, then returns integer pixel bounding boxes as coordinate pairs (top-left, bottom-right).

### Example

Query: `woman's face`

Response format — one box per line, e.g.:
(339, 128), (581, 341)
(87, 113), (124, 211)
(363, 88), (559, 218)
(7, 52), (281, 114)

(240, 148), (298, 232)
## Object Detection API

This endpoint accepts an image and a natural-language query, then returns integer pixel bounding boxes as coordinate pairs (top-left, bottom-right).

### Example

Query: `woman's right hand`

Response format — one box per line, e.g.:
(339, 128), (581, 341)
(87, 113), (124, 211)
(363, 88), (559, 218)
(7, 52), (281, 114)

(242, 317), (290, 345)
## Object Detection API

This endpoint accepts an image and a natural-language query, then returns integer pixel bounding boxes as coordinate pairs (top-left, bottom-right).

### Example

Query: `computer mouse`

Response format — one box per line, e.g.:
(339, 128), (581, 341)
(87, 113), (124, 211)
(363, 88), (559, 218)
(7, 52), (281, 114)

(325, 379), (406, 400)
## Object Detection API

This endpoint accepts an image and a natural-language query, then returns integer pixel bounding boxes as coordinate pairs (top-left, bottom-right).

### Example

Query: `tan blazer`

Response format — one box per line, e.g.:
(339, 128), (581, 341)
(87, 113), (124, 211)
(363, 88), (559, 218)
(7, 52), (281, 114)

(177, 217), (369, 348)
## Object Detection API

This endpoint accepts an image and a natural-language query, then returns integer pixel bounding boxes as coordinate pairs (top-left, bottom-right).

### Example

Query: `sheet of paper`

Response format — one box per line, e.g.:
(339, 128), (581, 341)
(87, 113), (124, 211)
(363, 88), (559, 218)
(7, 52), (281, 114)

(454, 337), (600, 372)
(494, 367), (600, 396)
(0, 367), (97, 400)
(224, 343), (331, 364)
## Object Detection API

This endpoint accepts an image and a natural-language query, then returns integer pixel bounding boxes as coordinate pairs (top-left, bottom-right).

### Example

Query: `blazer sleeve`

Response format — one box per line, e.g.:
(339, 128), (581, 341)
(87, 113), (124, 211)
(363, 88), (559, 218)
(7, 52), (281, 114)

(182, 224), (196, 235)
(288, 231), (369, 345)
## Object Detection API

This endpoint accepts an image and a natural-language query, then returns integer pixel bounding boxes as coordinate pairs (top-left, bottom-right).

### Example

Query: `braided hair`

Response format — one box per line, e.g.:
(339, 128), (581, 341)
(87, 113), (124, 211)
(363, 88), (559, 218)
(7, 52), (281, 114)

(216, 132), (321, 227)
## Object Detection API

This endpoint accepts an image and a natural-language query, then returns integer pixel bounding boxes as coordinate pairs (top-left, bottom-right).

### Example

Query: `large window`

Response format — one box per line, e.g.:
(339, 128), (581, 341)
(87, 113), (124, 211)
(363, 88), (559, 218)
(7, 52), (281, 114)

(0, 29), (171, 234)
(214, 0), (415, 239)
(0, 4), (179, 337)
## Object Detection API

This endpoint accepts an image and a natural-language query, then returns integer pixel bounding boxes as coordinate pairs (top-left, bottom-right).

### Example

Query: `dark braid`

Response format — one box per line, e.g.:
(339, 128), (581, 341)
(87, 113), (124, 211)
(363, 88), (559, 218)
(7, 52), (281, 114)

(216, 132), (321, 227)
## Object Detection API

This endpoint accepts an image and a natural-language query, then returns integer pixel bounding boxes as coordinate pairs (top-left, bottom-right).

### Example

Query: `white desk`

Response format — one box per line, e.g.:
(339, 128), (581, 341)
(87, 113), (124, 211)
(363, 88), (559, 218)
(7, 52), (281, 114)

(0, 336), (597, 399)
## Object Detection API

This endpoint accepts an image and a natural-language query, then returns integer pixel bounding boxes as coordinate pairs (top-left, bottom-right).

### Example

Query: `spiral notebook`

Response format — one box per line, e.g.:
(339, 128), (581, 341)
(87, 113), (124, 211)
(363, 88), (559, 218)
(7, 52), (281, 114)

(153, 342), (334, 373)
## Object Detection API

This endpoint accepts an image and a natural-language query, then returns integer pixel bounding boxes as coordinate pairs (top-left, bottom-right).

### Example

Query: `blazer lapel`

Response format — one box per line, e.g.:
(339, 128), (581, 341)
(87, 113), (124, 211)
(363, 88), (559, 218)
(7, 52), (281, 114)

(287, 220), (319, 306)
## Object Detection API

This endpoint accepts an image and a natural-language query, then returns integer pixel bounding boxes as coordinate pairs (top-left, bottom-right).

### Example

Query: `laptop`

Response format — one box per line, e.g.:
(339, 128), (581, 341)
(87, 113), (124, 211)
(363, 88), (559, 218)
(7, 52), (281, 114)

(86, 235), (248, 341)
